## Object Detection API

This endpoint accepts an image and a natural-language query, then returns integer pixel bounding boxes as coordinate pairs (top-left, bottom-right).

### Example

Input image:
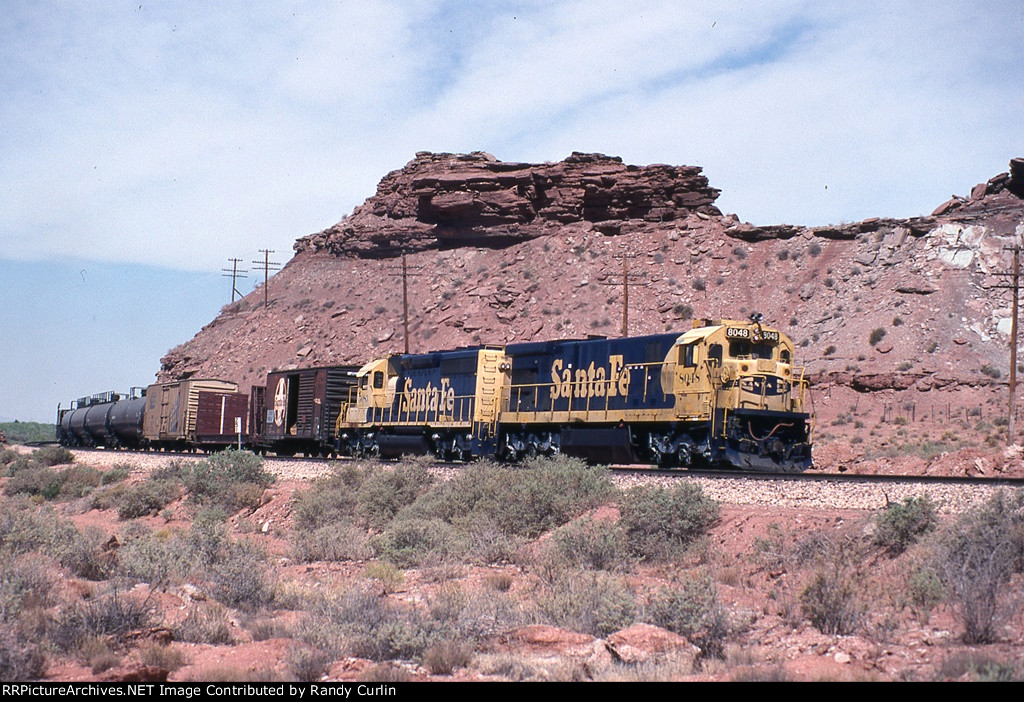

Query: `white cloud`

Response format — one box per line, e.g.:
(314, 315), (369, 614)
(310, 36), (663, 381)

(1, 1), (1022, 271)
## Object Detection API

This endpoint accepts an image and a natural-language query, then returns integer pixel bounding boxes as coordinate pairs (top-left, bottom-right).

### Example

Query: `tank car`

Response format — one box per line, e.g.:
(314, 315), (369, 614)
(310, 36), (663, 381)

(57, 389), (146, 448)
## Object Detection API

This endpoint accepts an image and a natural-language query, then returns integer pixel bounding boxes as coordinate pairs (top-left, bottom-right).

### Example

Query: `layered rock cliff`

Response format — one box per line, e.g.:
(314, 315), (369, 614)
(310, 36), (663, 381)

(296, 152), (721, 258)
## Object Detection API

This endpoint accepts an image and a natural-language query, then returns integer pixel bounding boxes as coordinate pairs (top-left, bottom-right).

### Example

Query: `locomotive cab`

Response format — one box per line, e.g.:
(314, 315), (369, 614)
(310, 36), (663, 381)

(347, 357), (399, 422)
(666, 316), (812, 471)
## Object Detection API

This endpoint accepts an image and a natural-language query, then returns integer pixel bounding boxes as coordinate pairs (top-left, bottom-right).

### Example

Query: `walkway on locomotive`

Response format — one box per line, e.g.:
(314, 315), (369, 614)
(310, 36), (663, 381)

(335, 347), (508, 435)
(499, 319), (808, 428)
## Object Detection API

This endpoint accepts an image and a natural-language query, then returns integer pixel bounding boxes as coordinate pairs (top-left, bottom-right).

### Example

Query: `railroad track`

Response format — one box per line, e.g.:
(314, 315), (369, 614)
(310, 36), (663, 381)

(59, 445), (1024, 492)
(609, 465), (1024, 488)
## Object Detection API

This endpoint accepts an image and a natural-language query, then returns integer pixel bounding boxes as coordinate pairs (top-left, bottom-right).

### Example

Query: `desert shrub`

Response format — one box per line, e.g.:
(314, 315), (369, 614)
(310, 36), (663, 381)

(364, 562), (405, 594)
(246, 616), (291, 642)
(0, 503), (108, 580)
(292, 464), (367, 531)
(138, 643), (188, 672)
(5, 454), (36, 475)
(461, 514), (524, 564)
(53, 526), (111, 581)
(646, 575), (730, 659)
(673, 304), (694, 320)
(371, 517), (460, 568)
(484, 571), (514, 592)
(422, 640), (473, 675)
(3, 465), (62, 499)
(0, 629), (46, 681)
(869, 328), (886, 346)
(428, 585), (528, 641)
(117, 529), (191, 589)
(99, 464), (132, 485)
(183, 450), (274, 511)
(33, 445), (74, 467)
(357, 663), (411, 683)
(79, 637), (121, 673)
(980, 364), (1002, 379)
(938, 650), (1021, 682)
(731, 666), (791, 682)
(357, 462), (435, 530)
(291, 523), (372, 563)
(298, 589), (436, 661)
(0, 554), (57, 617)
(906, 563), (945, 621)
(116, 478), (181, 519)
(800, 565), (864, 635)
(536, 570), (636, 637)
(174, 604), (235, 645)
(932, 490), (1024, 644)
(0, 448), (21, 467)
(286, 644), (332, 682)
(874, 496), (938, 555)
(619, 483), (719, 561)
(206, 540), (274, 611)
(54, 588), (153, 650)
(403, 456), (612, 539)
(56, 464), (103, 499)
(550, 518), (630, 572)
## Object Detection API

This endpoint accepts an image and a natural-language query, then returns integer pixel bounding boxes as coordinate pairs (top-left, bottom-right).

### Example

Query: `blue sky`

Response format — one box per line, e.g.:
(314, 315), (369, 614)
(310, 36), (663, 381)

(1, 1), (1022, 422)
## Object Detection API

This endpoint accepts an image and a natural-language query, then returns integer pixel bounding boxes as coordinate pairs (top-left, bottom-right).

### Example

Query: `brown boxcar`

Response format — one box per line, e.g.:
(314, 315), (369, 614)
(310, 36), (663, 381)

(195, 390), (251, 448)
(261, 366), (360, 456)
(143, 379), (239, 448)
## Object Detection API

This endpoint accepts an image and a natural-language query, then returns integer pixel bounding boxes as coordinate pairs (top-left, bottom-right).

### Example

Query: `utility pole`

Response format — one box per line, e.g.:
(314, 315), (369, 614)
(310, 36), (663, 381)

(992, 232), (1023, 445)
(384, 252), (424, 354)
(252, 249), (281, 309)
(221, 258), (248, 303)
(600, 252), (649, 337)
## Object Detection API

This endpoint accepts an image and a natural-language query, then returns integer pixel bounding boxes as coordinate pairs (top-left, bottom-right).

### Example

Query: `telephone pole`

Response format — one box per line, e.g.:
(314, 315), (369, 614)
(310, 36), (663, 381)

(600, 252), (649, 337)
(384, 253), (424, 353)
(992, 230), (1023, 445)
(221, 258), (247, 303)
(252, 249), (281, 309)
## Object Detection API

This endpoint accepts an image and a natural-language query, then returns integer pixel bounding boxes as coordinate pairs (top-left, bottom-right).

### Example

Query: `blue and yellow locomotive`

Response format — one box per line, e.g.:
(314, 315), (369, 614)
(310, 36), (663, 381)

(335, 316), (812, 471)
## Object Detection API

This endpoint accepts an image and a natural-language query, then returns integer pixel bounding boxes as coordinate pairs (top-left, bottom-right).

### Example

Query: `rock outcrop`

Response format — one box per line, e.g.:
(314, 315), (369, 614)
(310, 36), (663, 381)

(296, 151), (721, 257)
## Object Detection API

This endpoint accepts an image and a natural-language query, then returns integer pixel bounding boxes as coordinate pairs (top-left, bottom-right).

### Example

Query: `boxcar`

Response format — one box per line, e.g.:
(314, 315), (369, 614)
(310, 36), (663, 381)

(261, 365), (361, 456)
(194, 390), (251, 449)
(143, 379), (239, 449)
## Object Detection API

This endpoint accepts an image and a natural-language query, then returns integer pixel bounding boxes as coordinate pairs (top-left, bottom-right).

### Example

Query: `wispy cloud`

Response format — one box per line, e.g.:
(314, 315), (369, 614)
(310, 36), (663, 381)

(1, 1), (1022, 271)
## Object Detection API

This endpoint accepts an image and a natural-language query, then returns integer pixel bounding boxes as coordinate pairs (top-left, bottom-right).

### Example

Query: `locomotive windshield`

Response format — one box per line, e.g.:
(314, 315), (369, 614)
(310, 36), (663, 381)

(728, 340), (774, 360)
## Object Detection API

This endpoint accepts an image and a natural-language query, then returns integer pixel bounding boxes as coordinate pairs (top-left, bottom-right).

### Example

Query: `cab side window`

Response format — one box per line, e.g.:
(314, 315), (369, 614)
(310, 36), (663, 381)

(779, 349), (791, 364)
(682, 343), (698, 368)
(373, 371), (385, 389)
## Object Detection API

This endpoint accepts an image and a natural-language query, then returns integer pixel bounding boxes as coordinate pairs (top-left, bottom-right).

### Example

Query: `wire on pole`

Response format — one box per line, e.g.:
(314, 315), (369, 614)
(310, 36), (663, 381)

(252, 249), (281, 309)
(221, 258), (248, 303)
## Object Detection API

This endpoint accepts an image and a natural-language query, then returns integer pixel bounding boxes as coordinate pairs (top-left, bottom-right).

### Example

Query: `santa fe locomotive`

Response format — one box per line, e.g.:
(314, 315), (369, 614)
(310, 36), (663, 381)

(56, 316), (813, 472)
